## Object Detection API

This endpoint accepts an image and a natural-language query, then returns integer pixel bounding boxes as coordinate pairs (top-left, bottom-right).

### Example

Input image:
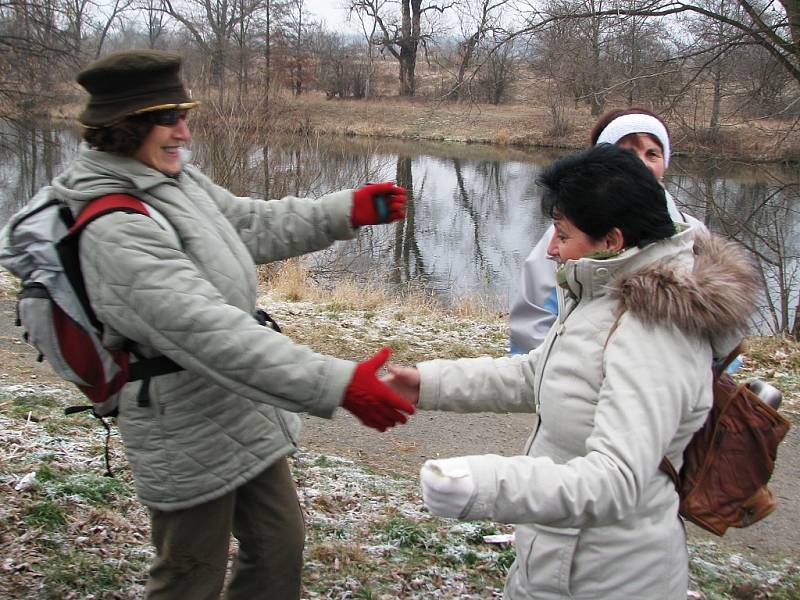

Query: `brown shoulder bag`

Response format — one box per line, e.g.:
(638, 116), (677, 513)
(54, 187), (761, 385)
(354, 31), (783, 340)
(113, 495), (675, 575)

(659, 346), (791, 536)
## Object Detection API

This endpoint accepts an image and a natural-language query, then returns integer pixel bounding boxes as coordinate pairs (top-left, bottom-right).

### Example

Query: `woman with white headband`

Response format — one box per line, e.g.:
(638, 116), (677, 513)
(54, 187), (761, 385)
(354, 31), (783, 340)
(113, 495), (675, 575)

(509, 108), (704, 354)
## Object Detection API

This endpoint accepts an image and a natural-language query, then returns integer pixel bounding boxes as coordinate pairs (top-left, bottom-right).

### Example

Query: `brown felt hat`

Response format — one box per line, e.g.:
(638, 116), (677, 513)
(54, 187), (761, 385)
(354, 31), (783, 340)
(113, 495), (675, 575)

(77, 49), (197, 127)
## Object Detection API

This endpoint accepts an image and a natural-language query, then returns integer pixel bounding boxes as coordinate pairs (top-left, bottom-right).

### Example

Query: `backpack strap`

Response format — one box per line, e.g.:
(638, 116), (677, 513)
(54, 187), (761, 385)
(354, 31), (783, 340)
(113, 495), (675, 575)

(58, 194), (187, 397)
(69, 193), (152, 234)
(60, 194), (154, 332)
(712, 343), (745, 379)
(659, 456), (680, 487)
(659, 342), (745, 487)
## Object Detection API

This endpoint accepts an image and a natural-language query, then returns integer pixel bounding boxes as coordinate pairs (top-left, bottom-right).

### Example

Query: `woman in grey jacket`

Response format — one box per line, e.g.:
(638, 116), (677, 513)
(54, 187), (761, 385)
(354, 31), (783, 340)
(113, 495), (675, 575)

(386, 144), (759, 599)
(44, 50), (414, 600)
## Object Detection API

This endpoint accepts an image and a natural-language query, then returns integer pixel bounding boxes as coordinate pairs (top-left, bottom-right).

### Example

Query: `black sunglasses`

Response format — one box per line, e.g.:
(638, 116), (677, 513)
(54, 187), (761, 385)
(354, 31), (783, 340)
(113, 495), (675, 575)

(133, 102), (199, 126)
(146, 108), (188, 126)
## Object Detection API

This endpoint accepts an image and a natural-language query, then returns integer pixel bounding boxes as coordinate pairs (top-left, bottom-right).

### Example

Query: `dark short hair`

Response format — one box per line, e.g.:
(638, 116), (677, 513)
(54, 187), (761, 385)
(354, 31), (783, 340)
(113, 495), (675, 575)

(82, 115), (154, 156)
(589, 107), (670, 148)
(539, 144), (675, 248)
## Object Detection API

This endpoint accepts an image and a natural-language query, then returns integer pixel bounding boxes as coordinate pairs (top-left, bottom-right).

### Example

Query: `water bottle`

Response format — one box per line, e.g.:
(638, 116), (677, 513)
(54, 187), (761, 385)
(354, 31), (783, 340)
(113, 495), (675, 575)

(746, 379), (782, 410)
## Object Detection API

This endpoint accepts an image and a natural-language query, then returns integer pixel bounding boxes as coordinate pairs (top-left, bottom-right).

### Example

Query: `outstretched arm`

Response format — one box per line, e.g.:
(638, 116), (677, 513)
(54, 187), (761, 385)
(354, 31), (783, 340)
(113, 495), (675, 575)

(342, 348), (415, 431)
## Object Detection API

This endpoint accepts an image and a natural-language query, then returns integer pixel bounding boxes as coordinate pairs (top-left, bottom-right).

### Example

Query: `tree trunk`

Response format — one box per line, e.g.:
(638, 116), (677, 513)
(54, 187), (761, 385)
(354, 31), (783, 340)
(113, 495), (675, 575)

(211, 45), (225, 103)
(710, 63), (722, 135)
(454, 32), (480, 100)
(397, 0), (422, 96)
(399, 45), (417, 96)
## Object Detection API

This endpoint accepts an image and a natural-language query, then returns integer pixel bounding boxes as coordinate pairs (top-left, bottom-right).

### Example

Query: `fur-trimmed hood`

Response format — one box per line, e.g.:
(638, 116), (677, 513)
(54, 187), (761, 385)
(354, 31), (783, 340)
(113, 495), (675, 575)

(609, 231), (759, 338)
(563, 226), (760, 356)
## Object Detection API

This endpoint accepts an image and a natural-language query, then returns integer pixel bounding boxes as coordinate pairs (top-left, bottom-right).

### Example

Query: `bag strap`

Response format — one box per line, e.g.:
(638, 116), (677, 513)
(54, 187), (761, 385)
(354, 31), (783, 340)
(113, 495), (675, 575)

(59, 194), (152, 332)
(712, 343), (744, 379)
(69, 193), (151, 234)
(602, 310), (745, 486)
(659, 342), (745, 484)
(659, 456), (680, 487)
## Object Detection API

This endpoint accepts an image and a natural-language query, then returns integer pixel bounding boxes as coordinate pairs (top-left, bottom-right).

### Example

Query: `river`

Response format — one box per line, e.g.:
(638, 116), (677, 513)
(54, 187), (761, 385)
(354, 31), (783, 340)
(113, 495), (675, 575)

(1, 119), (797, 334)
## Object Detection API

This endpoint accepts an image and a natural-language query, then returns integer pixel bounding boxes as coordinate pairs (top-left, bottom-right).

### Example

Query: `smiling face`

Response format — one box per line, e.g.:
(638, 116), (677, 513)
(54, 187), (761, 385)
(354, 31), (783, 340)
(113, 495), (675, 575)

(547, 214), (610, 263)
(133, 111), (191, 176)
(616, 133), (666, 181)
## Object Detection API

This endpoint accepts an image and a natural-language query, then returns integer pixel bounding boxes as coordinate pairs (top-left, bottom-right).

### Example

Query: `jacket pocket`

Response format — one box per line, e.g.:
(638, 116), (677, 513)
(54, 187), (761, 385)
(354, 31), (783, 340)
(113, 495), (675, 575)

(520, 525), (579, 597)
(276, 409), (301, 446)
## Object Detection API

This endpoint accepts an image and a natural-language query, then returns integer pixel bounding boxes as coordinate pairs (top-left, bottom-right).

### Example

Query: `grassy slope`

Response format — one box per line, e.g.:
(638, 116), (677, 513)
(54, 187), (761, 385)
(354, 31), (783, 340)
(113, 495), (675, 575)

(248, 90), (800, 163)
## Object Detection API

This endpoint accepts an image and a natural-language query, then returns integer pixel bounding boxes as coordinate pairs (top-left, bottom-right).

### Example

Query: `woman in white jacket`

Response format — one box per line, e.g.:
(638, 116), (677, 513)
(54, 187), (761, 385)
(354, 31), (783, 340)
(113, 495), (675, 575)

(385, 144), (759, 599)
(509, 108), (705, 354)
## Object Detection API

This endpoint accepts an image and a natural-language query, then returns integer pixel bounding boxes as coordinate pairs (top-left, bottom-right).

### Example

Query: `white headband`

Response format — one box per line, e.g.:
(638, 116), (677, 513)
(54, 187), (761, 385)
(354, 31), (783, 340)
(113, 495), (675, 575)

(596, 113), (670, 168)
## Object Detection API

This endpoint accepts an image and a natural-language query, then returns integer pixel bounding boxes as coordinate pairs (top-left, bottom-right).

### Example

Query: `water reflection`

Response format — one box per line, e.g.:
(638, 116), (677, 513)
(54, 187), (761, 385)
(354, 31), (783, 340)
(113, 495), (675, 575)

(0, 120), (80, 222)
(1, 119), (797, 334)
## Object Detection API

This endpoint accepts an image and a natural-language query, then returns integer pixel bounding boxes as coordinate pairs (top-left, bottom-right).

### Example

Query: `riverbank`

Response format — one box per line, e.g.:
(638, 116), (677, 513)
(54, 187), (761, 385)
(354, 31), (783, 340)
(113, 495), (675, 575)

(1, 267), (799, 598)
(261, 92), (800, 164)
(53, 89), (800, 164)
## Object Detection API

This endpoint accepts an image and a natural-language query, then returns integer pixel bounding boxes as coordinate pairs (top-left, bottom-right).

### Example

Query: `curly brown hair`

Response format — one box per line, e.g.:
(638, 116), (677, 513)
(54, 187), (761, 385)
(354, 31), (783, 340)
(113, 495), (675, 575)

(82, 116), (154, 156)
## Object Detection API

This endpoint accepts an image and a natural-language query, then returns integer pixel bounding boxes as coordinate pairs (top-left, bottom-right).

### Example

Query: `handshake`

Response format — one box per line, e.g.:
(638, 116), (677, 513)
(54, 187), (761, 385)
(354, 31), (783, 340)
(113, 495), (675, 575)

(341, 347), (419, 432)
(340, 349), (475, 520)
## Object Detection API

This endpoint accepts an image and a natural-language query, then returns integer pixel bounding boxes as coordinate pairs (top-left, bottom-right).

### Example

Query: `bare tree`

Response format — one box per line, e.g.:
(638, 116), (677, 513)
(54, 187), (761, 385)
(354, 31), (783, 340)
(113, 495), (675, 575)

(733, 44), (794, 116)
(230, 0), (265, 98)
(448, 0), (511, 100)
(311, 30), (369, 98)
(159, 0), (263, 97)
(351, 0), (380, 97)
(285, 0), (312, 95)
(531, 0), (617, 114)
(92, 0), (135, 57)
(0, 0), (79, 116)
(475, 33), (517, 103)
(515, 0), (800, 87)
(137, 0), (170, 48)
(348, 0), (455, 96)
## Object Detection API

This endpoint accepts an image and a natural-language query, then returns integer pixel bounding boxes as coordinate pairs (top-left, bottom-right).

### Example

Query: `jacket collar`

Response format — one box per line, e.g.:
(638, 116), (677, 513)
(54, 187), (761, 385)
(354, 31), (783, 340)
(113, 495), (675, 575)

(80, 144), (181, 191)
(561, 225), (695, 302)
(52, 143), (181, 204)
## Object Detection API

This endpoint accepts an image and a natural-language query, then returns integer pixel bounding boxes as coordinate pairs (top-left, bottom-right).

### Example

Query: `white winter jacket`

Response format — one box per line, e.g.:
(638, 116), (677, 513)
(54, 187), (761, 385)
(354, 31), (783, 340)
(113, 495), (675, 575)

(418, 226), (758, 599)
(509, 190), (705, 353)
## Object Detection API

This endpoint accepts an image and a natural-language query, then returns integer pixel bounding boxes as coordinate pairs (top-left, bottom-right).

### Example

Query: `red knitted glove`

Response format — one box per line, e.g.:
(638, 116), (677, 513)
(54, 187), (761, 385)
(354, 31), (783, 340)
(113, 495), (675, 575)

(351, 182), (407, 227)
(342, 347), (416, 431)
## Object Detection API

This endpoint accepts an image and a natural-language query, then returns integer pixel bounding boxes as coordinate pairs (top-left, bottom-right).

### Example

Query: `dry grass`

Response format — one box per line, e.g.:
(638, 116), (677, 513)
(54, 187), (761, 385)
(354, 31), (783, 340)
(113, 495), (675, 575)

(257, 87), (800, 162)
(261, 258), (502, 323)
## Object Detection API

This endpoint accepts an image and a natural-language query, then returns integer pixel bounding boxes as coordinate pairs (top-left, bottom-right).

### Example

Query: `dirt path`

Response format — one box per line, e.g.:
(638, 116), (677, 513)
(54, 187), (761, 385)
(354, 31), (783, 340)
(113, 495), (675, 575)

(1, 292), (798, 563)
(300, 409), (800, 562)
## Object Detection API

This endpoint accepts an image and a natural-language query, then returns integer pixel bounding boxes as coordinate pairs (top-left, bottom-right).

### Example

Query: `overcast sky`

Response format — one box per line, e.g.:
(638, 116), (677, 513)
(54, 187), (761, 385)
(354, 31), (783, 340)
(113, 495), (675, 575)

(304, 0), (357, 32)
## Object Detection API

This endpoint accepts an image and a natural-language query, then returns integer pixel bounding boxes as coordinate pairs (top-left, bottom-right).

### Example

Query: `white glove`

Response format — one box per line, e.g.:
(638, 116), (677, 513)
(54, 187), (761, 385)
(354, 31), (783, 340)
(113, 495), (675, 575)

(420, 457), (476, 518)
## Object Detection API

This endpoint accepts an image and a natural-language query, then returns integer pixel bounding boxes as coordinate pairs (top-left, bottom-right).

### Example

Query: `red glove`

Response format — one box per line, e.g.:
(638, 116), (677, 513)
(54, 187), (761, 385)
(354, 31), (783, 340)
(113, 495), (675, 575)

(342, 347), (416, 431)
(351, 182), (407, 227)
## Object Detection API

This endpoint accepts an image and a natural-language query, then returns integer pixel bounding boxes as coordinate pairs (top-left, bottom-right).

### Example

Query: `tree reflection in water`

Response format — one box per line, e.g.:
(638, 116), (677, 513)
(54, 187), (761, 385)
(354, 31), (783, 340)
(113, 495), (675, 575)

(1, 119), (797, 337)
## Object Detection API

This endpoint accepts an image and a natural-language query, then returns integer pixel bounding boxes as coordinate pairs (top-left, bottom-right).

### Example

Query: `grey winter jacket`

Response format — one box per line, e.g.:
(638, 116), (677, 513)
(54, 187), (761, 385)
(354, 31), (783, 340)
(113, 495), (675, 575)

(52, 145), (358, 511)
(417, 226), (759, 599)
